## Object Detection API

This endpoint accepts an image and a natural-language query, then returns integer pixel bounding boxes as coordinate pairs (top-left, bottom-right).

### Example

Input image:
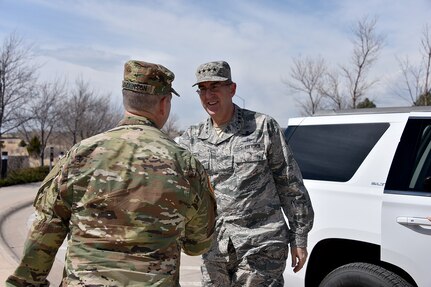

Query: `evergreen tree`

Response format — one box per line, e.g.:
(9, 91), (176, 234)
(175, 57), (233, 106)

(357, 98), (376, 108)
(26, 136), (41, 158)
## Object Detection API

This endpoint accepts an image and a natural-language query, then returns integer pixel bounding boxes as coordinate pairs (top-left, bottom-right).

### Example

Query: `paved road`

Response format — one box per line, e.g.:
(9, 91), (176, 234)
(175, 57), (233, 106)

(0, 183), (203, 286)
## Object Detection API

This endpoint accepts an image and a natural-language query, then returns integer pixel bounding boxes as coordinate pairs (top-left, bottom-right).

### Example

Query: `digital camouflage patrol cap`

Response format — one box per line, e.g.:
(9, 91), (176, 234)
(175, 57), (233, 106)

(123, 60), (180, 96)
(193, 61), (232, 87)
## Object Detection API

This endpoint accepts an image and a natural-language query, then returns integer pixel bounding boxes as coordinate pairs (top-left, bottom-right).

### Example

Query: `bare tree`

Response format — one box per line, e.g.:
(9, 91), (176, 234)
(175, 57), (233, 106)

(319, 70), (346, 110)
(285, 56), (327, 115)
(162, 113), (181, 139)
(60, 77), (122, 145)
(342, 16), (384, 108)
(421, 25), (431, 102)
(396, 24), (431, 106)
(0, 33), (37, 135)
(18, 79), (66, 166)
(0, 32), (37, 174)
(396, 56), (423, 104)
(79, 95), (122, 140)
(60, 78), (89, 145)
(285, 16), (383, 114)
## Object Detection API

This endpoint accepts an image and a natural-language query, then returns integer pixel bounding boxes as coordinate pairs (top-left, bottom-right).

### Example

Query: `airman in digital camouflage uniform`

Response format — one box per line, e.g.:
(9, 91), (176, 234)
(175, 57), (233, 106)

(177, 61), (314, 286)
(6, 60), (216, 287)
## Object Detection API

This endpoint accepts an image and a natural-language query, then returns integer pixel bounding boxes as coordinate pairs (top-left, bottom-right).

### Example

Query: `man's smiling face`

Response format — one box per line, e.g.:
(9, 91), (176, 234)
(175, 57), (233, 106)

(197, 81), (236, 126)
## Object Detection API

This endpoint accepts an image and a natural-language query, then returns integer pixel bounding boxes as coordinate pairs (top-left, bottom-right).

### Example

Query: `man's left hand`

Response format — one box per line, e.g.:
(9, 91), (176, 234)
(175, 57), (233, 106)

(290, 246), (308, 273)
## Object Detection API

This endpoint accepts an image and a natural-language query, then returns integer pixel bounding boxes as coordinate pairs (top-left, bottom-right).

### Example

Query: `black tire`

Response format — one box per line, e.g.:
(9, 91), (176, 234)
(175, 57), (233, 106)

(319, 262), (414, 287)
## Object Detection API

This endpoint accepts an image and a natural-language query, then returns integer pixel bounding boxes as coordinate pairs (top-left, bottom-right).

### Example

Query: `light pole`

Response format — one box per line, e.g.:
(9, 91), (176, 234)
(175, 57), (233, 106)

(235, 95), (245, 108)
(49, 146), (55, 170)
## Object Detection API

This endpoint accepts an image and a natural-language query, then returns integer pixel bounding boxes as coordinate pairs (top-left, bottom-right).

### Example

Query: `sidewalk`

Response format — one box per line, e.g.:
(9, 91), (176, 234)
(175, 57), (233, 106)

(0, 182), (40, 285)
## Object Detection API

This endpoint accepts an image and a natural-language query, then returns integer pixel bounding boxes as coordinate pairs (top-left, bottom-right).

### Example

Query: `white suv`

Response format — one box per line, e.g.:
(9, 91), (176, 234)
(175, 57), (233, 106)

(283, 107), (431, 287)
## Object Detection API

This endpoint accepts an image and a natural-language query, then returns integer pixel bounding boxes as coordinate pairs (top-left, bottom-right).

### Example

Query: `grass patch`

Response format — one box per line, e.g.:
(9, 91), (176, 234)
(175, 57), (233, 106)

(0, 166), (50, 187)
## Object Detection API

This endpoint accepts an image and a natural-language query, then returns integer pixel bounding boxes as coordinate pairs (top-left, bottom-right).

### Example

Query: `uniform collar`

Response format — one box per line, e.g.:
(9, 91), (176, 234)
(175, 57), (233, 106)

(198, 104), (244, 144)
(118, 114), (158, 128)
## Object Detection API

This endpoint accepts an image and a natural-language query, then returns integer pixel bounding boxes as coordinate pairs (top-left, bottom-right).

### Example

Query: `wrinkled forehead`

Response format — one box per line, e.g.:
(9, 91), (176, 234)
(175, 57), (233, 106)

(198, 81), (226, 88)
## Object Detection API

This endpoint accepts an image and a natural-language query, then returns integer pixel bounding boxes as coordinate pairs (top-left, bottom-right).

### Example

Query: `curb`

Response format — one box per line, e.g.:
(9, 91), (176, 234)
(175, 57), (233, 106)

(0, 199), (34, 264)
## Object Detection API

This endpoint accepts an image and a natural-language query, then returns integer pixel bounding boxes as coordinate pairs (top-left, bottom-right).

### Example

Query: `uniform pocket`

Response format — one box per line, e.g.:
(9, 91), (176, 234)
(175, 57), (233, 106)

(234, 150), (267, 164)
(211, 154), (234, 175)
(233, 151), (268, 188)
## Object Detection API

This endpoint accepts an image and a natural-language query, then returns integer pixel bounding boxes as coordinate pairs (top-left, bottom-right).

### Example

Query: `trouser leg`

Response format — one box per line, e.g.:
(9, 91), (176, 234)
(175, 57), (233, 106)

(201, 239), (238, 287)
(234, 245), (288, 287)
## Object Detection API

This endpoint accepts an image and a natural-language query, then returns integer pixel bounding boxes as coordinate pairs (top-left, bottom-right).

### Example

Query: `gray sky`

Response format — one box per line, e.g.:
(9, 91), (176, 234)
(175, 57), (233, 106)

(1, 0), (430, 129)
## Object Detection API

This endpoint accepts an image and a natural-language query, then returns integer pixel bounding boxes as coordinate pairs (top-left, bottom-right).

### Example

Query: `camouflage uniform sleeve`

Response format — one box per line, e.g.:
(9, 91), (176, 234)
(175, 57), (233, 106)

(267, 119), (314, 248)
(181, 153), (216, 256)
(6, 151), (73, 287)
(176, 127), (193, 150)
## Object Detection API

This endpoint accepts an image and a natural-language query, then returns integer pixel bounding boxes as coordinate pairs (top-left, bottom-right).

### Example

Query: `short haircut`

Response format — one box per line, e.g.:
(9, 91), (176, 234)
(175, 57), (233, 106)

(122, 89), (161, 113)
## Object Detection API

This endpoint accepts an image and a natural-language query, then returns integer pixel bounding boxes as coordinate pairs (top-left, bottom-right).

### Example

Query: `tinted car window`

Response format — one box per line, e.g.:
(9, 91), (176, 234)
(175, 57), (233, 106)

(285, 123), (389, 182)
(386, 118), (431, 195)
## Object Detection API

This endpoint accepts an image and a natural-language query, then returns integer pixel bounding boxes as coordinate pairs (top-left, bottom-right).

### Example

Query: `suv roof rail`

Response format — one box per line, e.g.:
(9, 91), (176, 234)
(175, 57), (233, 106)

(313, 106), (431, 116)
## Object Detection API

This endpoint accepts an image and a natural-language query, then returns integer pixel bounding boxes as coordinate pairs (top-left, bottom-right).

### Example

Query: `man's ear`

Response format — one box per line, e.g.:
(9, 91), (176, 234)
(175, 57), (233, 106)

(229, 82), (237, 98)
(158, 96), (166, 115)
(159, 95), (170, 117)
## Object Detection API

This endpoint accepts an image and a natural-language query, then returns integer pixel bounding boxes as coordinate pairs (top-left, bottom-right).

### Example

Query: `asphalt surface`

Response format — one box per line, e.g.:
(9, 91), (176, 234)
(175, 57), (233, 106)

(0, 182), (203, 286)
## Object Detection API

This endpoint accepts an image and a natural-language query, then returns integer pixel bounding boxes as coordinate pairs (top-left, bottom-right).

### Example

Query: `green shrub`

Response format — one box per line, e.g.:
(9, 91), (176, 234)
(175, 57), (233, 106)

(0, 166), (50, 187)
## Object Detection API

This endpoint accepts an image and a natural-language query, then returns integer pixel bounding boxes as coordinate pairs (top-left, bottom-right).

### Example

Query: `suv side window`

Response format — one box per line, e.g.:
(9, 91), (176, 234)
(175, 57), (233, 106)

(285, 123), (389, 182)
(386, 118), (431, 195)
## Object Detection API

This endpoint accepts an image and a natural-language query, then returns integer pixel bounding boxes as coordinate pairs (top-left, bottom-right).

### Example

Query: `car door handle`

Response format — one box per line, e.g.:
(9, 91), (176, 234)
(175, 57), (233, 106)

(397, 216), (431, 226)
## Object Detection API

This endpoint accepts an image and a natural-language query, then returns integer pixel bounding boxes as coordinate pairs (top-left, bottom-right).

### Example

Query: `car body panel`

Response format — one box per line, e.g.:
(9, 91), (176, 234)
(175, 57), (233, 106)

(381, 193), (431, 287)
(283, 108), (431, 286)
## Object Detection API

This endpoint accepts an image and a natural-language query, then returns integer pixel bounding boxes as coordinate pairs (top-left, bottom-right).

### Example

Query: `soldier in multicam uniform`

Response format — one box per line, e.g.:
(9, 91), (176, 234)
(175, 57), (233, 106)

(6, 60), (216, 287)
(177, 61), (314, 287)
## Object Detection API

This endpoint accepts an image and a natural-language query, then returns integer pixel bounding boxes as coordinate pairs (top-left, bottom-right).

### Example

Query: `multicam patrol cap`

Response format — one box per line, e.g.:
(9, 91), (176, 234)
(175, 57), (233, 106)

(192, 61), (232, 87)
(123, 60), (180, 96)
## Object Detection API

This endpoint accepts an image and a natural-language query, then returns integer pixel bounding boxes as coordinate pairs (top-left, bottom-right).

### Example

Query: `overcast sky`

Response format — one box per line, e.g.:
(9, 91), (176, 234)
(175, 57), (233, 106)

(1, 0), (430, 129)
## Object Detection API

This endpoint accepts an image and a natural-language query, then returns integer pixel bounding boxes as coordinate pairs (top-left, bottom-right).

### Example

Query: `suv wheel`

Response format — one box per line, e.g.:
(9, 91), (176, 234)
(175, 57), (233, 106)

(319, 262), (413, 287)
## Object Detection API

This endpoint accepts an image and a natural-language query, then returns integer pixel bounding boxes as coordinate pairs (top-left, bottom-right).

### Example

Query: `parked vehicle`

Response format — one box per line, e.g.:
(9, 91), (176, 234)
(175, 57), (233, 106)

(283, 107), (431, 287)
